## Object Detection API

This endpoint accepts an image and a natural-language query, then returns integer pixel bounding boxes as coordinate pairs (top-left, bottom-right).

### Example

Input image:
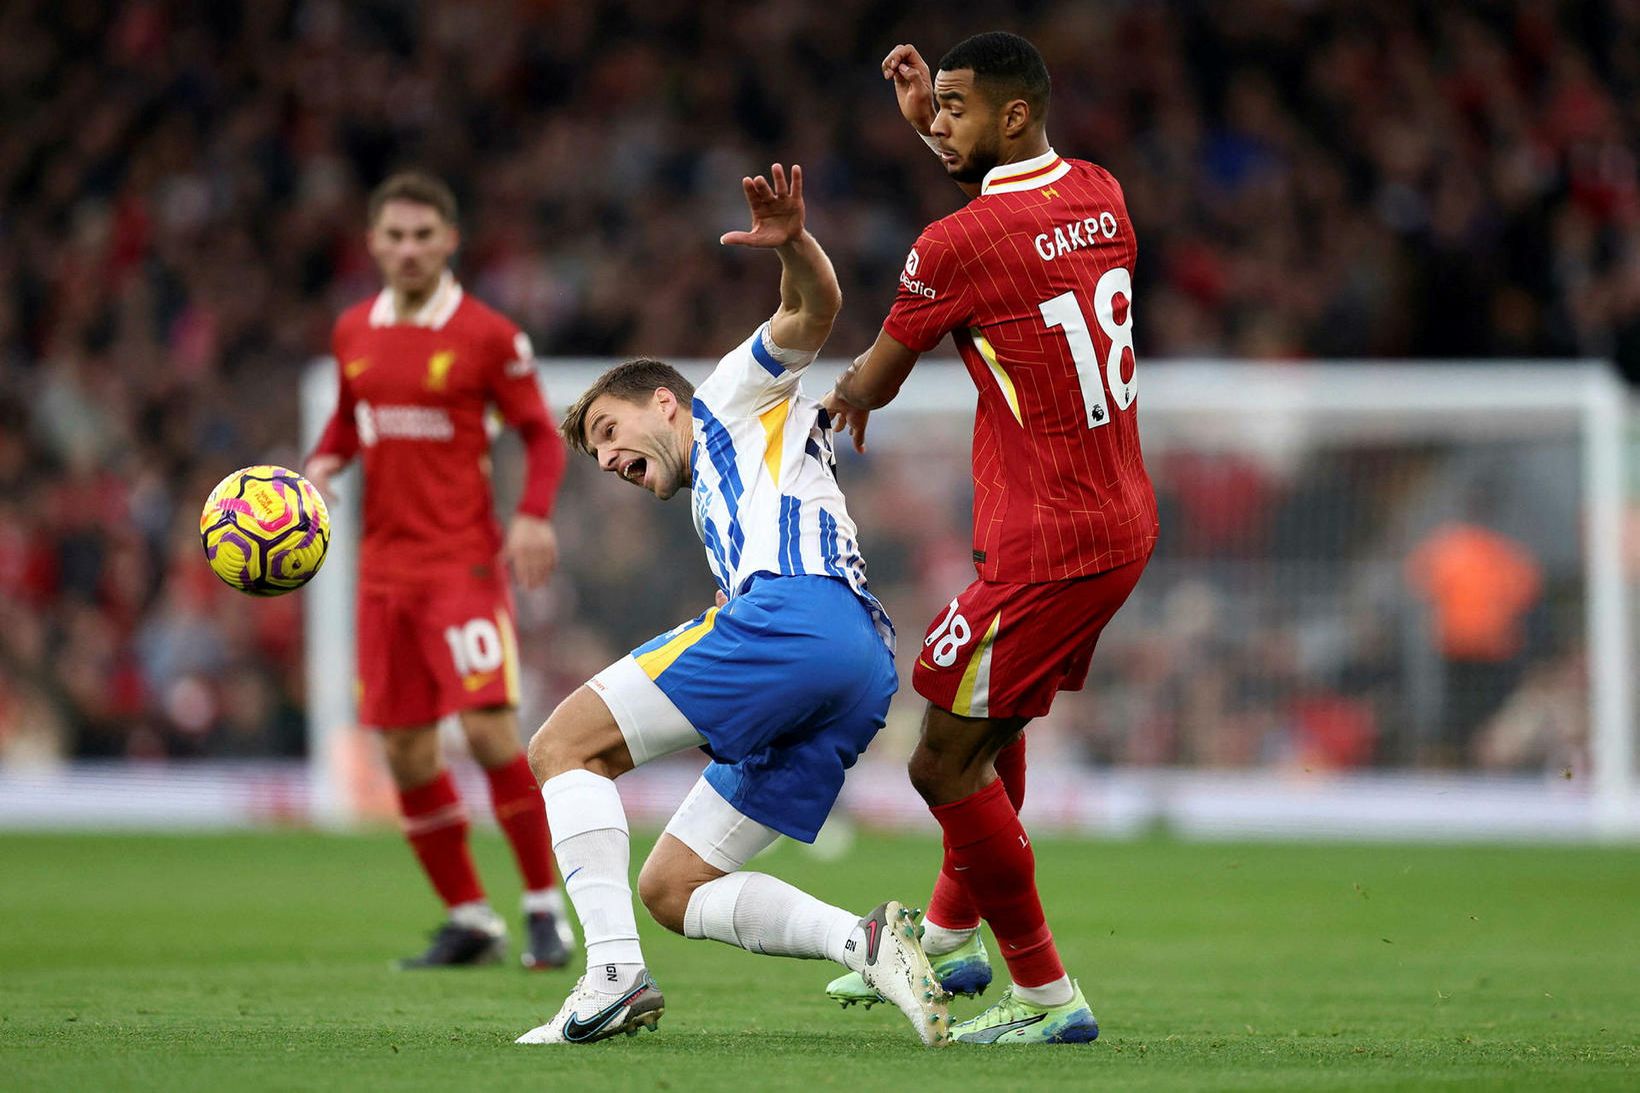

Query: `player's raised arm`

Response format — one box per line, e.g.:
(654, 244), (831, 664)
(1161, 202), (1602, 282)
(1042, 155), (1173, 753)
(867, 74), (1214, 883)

(720, 163), (840, 354)
(884, 43), (983, 199)
(882, 44), (936, 136)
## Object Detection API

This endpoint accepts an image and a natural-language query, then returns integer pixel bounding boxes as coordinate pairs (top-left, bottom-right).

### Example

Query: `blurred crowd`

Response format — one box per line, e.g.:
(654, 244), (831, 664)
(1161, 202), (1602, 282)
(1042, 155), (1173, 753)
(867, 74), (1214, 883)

(2, 0), (1629, 768)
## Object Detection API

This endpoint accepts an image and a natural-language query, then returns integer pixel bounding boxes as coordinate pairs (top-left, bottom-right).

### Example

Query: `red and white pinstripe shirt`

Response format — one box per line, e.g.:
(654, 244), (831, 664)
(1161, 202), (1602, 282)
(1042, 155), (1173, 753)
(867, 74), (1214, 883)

(884, 149), (1158, 583)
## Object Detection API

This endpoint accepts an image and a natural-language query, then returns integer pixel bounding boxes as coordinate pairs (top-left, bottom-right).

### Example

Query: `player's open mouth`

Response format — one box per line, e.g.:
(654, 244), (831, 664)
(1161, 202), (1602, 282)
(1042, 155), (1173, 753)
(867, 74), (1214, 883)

(621, 457), (648, 485)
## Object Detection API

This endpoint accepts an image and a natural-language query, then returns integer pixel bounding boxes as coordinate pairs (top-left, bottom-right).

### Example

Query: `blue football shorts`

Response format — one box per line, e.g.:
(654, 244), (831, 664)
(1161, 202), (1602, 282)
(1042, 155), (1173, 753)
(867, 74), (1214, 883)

(587, 574), (897, 843)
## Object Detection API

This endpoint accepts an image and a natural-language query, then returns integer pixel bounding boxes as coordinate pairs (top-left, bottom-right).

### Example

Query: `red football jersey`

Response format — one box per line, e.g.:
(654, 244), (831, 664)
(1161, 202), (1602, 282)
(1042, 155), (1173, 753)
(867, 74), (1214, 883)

(312, 273), (565, 592)
(883, 150), (1159, 583)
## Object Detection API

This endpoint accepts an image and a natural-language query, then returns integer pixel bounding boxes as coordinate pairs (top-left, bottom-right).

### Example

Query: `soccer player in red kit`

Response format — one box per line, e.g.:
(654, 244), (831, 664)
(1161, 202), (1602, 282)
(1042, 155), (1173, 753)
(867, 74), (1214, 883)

(822, 33), (1158, 1043)
(305, 172), (575, 970)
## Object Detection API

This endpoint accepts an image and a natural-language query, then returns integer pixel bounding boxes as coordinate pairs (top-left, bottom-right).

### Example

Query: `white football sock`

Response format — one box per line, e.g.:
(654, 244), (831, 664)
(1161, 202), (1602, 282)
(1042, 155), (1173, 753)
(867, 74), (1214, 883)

(541, 769), (644, 987)
(1014, 975), (1075, 1007)
(683, 871), (863, 970)
(919, 918), (976, 957)
(521, 887), (565, 916)
(448, 900), (502, 935)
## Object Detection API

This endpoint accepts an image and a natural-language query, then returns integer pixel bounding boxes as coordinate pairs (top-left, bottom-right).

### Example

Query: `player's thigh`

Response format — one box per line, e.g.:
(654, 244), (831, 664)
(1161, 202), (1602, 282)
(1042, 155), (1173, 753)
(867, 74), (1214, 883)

(912, 559), (1146, 721)
(662, 783), (781, 873)
(418, 577), (522, 719)
(355, 590), (440, 729)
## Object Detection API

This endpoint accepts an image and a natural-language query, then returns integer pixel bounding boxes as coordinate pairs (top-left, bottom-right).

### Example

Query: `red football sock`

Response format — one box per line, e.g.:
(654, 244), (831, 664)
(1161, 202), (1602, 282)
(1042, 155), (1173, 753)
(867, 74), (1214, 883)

(398, 770), (485, 908)
(485, 754), (555, 892)
(926, 738), (1027, 931)
(930, 775), (1064, 988)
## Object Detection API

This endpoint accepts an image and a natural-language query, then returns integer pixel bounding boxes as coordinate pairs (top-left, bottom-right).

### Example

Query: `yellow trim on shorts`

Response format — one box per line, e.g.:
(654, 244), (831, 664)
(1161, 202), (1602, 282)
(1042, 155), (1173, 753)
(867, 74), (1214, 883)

(497, 606), (521, 705)
(635, 607), (720, 681)
(952, 610), (1001, 717)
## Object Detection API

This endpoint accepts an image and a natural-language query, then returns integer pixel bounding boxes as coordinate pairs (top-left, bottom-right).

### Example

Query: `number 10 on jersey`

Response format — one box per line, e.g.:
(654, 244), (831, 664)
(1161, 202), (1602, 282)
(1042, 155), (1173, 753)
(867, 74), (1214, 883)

(1039, 266), (1136, 429)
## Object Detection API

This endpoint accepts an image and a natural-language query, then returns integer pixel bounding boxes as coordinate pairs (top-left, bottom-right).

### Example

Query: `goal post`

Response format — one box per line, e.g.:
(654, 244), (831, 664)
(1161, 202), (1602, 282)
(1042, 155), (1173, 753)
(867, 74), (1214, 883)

(300, 358), (1636, 839)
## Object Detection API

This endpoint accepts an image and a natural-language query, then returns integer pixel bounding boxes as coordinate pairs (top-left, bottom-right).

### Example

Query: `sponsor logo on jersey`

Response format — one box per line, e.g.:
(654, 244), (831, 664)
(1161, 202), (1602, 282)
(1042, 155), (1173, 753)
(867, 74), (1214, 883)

(505, 332), (535, 377)
(898, 247), (938, 297)
(355, 401), (456, 445)
(898, 269), (937, 299)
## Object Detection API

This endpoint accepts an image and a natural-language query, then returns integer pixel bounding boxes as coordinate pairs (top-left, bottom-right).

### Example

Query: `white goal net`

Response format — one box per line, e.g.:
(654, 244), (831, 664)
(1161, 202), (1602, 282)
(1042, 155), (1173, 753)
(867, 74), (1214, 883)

(300, 359), (1637, 841)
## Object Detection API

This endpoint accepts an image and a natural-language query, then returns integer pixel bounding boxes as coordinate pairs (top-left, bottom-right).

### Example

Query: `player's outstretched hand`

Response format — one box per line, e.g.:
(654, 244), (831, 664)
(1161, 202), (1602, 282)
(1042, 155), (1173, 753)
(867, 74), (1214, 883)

(303, 453), (345, 501)
(505, 514), (558, 590)
(821, 389), (871, 454)
(720, 163), (805, 249)
(881, 44), (935, 134)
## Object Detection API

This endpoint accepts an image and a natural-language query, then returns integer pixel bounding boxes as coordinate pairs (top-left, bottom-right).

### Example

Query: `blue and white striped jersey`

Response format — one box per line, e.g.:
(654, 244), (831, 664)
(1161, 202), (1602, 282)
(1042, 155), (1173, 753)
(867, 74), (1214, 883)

(689, 323), (893, 650)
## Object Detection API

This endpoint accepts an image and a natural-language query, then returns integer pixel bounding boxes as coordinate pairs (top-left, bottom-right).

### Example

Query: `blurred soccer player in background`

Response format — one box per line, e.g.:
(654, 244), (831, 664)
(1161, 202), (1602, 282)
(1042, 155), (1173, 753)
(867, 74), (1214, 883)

(514, 164), (949, 1047)
(304, 172), (574, 970)
(823, 33), (1159, 1044)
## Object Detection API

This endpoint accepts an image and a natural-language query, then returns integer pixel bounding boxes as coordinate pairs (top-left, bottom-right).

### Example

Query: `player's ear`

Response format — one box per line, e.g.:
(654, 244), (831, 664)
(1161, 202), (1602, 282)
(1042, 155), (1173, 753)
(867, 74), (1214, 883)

(1001, 98), (1032, 138)
(654, 386), (677, 418)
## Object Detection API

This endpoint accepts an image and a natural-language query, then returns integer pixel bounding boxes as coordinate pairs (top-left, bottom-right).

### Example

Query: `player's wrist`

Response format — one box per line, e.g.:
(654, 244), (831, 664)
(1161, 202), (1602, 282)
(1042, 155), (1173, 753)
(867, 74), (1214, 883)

(831, 368), (871, 410)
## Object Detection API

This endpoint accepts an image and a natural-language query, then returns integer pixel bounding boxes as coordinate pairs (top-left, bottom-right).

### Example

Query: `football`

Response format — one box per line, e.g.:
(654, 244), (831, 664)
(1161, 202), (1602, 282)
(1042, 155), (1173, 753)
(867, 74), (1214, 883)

(199, 465), (331, 596)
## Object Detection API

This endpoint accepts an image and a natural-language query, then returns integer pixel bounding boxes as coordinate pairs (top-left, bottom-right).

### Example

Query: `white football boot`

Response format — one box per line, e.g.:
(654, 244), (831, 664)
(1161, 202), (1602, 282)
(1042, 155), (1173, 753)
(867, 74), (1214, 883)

(854, 901), (953, 1047)
(515, 970), (665, 1045)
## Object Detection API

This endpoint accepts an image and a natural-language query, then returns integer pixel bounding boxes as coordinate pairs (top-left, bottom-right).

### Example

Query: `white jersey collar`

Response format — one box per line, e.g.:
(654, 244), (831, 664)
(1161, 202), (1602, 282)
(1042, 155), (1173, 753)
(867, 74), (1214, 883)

(980, 148), (1070, 196)
(368, 269), (464, 329)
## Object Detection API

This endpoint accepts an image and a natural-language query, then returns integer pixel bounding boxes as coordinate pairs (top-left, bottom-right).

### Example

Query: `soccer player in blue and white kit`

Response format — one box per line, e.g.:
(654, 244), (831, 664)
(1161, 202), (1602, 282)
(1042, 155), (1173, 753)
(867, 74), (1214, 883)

(514, 164), (951, 1047)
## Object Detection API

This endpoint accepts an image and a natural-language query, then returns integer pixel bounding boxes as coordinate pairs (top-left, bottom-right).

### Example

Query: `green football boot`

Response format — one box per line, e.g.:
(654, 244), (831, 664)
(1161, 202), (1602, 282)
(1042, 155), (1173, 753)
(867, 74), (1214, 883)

(947, 982), (1100, 1044)
(827, 929), (992, 1008)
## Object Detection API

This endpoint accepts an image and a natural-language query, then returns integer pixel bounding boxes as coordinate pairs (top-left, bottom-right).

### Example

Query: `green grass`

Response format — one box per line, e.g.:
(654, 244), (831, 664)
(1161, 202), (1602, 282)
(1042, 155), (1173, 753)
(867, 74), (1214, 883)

(0, 830), (1635, 1091)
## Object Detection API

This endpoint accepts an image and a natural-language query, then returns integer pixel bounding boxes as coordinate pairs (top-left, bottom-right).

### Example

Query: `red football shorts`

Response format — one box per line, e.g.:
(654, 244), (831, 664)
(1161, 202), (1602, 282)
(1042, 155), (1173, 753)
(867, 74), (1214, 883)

(912, 555), (1148, 720)
(356, 573), (521, 730)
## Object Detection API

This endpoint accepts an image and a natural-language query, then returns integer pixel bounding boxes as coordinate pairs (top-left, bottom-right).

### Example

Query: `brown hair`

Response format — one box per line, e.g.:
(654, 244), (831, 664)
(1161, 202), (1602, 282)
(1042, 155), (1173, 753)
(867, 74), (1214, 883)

(367, 170), (458, 226)
(560, 358), (696, 456)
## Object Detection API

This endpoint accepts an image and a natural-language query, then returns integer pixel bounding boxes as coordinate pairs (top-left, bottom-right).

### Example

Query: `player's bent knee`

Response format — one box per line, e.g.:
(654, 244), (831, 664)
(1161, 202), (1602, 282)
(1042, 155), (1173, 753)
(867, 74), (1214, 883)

(907, 741), (990, 806)
(906, 747), (949, 804)
(380, 726), (442, 790)
(526, 723), (594, 782)
(524, 723), (559, 783)
(527, 686), (634, 783)
(635, 859), (691, 935)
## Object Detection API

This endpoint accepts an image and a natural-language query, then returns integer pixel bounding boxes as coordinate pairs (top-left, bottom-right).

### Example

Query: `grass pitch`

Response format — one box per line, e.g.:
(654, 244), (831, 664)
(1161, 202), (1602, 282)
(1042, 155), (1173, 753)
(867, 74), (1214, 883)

(1, 829), (1635, 1091)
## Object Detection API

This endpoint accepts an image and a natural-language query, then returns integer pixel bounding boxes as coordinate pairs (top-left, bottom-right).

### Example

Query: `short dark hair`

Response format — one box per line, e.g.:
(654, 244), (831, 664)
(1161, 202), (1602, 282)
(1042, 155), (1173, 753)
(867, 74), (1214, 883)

(367, 170), (458, 226)
(560, 358), (697, 456)
(938, 31), (1050, 123)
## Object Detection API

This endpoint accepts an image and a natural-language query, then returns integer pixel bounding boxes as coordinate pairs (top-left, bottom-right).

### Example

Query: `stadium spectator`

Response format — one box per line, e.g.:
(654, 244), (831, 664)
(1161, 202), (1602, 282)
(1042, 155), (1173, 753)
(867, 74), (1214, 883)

(1406, 519), (1544, 760)
(0, 0), (1627, 770)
